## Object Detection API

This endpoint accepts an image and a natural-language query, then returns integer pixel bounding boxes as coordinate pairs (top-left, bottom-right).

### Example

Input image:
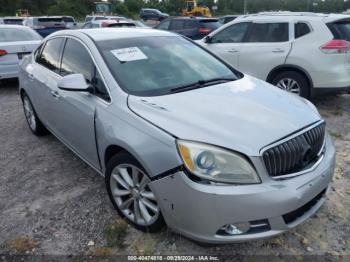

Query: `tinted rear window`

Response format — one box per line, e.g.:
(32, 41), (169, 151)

(62, 17), (74, 23)
(0, 28), (42, 42)
(328, 20), (350, 41)
(4, 19), (23, 25)
(247, 23), (289, 42)
(38, 18), (63, 23)
(199, 20), (220, 30)
(295, 22), (311, 38)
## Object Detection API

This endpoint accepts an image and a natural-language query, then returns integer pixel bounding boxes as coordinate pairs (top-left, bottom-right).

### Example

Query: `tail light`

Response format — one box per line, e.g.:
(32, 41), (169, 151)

(198, 28), (211, 34)
(0, 49), (8, 57)
(320, 39), (350, 54)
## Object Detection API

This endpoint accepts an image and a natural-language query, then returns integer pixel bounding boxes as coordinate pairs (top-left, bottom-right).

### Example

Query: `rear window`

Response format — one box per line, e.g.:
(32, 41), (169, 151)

(0, 28), (42, 42)
(199, 20), (220, 30)
(62, 17), (74, 23)
(95, 17), (106, 21)
(327, 20), (350, 41)
(38, 18), (63, 23)
(4, 19), (23, 25)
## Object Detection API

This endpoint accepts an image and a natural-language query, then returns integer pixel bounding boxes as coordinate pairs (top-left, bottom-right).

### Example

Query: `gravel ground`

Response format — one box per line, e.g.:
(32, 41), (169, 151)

(0, 80), (349, 258)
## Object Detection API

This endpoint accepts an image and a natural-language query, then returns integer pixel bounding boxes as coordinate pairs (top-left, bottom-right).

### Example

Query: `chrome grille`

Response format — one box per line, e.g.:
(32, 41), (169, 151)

(263, 122), (326, 178)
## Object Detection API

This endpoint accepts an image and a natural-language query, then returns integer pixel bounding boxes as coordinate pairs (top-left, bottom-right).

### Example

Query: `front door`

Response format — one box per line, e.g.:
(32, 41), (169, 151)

(202, 22), (251, 68)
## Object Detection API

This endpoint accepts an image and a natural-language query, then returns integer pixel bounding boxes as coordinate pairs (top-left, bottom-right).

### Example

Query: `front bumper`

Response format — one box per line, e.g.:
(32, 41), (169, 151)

(150, 135), (335, 243)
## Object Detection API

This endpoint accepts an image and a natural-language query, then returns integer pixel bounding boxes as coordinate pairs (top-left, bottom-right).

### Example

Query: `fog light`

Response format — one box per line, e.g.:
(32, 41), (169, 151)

(223, 223), (250, 235)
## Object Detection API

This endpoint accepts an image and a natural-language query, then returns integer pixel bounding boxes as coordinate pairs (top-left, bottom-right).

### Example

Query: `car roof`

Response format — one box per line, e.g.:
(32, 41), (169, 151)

(169, 16), (218, 21)
(237, 12), (350, 23)
(0, 24), (28, 29)
(52, 28), (177, 41)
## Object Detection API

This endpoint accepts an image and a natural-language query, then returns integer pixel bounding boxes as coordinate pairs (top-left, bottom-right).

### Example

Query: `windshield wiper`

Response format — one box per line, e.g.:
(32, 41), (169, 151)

(170, 77), (235, 93)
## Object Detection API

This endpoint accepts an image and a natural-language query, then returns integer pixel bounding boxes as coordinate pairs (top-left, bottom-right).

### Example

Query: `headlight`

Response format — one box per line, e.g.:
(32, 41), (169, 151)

(177, 140), (260, 184)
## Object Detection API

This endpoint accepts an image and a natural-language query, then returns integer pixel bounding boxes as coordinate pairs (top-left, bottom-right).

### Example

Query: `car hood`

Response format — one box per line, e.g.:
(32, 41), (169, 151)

(128, 75), (321, 156)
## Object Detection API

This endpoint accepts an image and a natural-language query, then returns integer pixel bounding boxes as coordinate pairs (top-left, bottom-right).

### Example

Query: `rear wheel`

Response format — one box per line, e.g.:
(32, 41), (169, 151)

(105, 153), (165, 232)
(21, 93), (48, 136)
(271, 71), (310, 99)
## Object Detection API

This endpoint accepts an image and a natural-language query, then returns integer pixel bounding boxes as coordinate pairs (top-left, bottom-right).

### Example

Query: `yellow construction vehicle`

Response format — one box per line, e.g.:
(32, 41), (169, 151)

(16, 9), (30, 17)
(181, 1), (212, 17)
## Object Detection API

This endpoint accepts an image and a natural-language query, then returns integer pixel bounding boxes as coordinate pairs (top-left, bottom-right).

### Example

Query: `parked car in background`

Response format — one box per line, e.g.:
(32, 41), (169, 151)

(140, 8), (169, 21)
(24, 17), (66, 37)
(19, 28), (335, 243)
(199, 12), (350, 98)
(59, 16), (77, 29)
(155, 17), (220, 40)
(0, 17), (25, 25)
(82, 20), (138, 29)
(218, 15), (238, 25)
(0, 25), (42, 80)
(84, 15), (127, 23)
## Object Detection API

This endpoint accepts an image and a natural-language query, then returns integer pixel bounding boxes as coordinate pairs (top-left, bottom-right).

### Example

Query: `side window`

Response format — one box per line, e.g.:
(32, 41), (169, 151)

(157, 20), (170, 30)
(211, 22), (250, 43)
(94, 69), (110, 102)
(82, 22), (92, 29)
(295, 22), (311, 38)
(184, 20), (197, 29)
(36, 38), (64, 73)
(247, 23), (289, 43)
(171, 20), (185, 30)
(60, 39), (93, 83)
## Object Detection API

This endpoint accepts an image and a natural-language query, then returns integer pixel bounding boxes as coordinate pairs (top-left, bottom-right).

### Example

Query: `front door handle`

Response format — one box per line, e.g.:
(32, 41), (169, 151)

(51, 90), (61, 99)
(228, 48), (239, 53)
(272, 48), (285, 53)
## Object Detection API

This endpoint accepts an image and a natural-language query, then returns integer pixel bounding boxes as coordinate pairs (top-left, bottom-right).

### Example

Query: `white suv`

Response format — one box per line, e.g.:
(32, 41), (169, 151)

(199, 12), (350, 98)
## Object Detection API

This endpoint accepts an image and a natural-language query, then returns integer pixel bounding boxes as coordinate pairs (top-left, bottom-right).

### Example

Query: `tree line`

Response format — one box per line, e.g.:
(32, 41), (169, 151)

(0, 0), (349, 20)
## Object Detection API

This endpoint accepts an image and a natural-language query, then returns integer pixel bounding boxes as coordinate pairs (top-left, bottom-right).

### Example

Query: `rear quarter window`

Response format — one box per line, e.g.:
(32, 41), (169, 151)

(295, 22), (311, 38)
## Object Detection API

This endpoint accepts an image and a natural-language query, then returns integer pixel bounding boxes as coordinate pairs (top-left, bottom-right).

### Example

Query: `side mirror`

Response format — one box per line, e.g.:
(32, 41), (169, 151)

(58, 74), (93, 92)
(205, 35), (212, 44)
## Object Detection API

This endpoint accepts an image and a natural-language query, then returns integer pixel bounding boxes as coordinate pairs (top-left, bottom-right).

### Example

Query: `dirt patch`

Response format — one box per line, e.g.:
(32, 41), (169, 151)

(0, 82), (349, 256)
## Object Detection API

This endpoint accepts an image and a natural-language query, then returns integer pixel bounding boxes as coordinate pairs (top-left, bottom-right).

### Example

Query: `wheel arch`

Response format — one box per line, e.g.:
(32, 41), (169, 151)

(266, 65), (314, 89)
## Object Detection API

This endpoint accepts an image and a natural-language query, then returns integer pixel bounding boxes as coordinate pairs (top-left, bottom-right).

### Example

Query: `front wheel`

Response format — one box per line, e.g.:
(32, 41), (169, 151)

(105, 153), (165, 232)
(271, 71), (310, 99)
(22, 93), (48, 136)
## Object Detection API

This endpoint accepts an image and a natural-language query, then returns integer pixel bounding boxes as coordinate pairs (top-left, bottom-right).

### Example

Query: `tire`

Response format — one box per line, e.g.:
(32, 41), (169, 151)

(105, 152), (165, 233)
(271, 71), (310, 99)
(21, 93), (48, 136)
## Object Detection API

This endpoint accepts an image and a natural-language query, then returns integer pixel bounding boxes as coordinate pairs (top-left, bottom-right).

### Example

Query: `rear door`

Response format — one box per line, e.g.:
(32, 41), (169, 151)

(201, 22), (251, 68)
(169, 19), (185, 35)
(238, 21), (292, 80)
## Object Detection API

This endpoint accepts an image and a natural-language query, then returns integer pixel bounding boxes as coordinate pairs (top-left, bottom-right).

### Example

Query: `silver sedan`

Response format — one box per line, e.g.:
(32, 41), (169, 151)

(0, 25), (42, 80)
(18, 28), (335, 243)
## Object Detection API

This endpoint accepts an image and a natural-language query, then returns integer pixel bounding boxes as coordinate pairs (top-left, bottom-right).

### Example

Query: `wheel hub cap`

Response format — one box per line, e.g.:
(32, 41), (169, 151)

(110, 164), (159, 226)
(276, 78), (301, 95)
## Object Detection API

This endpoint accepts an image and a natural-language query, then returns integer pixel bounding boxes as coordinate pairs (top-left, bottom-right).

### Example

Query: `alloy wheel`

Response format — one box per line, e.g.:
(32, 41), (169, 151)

(23, 96), (37, 131)
(276, 78), (301, 95)
(110, 164), (159, 226)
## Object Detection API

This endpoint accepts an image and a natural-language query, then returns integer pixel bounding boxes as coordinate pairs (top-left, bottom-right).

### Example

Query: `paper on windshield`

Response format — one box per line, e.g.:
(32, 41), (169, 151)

(111, 47), (147, 62)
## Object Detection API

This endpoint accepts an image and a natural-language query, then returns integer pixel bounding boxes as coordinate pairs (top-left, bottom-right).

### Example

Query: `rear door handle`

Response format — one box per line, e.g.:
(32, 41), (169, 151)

(51, 90), (61, 99)
(272, 48), (285, 53)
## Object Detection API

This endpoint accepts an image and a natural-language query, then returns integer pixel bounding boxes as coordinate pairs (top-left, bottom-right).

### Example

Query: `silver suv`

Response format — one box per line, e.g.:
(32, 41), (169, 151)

(19, 28), (335, 243)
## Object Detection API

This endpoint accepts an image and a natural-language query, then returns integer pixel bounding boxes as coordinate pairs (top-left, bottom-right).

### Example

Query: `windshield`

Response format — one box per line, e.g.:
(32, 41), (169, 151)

(0, 28), (42, 42)
(97, 36), (238, 96)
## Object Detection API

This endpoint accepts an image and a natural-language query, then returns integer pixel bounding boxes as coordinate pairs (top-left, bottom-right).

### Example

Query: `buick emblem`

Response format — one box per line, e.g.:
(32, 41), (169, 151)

(21, 46), (27, 52)
(300, 137), (312, 164)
